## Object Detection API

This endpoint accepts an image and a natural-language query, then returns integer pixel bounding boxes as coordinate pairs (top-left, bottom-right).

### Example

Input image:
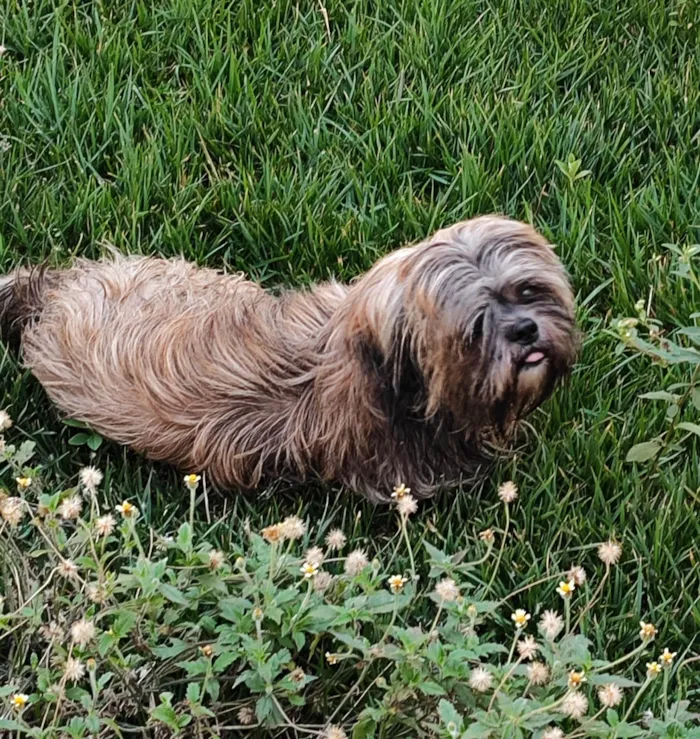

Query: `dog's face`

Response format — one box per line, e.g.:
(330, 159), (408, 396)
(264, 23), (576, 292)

(343, 216), (577, 434)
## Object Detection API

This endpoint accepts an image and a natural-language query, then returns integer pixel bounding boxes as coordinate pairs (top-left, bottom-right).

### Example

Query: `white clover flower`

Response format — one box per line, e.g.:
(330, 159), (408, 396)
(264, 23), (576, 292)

(560, 690), (588, 719)
(468, 666), (493, 692)
(57, 559), (79, 579)
(79, 466), (103, 491)
(280, 515), (306, 540)
(516, 635), (539, 660)
(434, 578), (459, 603)
(63, 657), (85, 683)
(597, 683), (623, 708)
(325, 529), (346, 550)
(344, 548), (369, 576)
(95, 514), (116, 537)
(539, 609), (564, 641)
(598, 540), (622, 565)
(70, 618), (96, 647)
(527, 661), (549, 685)
(58, 494), (83, 520)
(498, 480), (518, 503)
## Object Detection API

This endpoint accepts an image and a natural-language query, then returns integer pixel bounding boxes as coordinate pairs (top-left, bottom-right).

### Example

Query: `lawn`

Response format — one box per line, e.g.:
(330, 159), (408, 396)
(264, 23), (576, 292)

(1, 0), (699, 735)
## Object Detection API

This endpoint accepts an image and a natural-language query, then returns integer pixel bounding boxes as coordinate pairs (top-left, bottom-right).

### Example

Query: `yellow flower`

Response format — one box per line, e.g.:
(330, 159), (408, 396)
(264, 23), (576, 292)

(387, 574), (408, 594)
(556, 579), (576, 598)
(660, 648), (677, 667)
(115, 500), (137, 518)
(325, 652), (339, 665)
(646, 661), (662, 678)
(184, 474), (201, 489)
(568, 670), (587, 690)
(639, 621), (657, 642)
(511, 609), (531, 628)
(15, 477), (32, 489)
(199, 644), (213, 657)
(301, 561), (319, 579)
(391, 483), (410, 499)
(10, 693), (29, 710)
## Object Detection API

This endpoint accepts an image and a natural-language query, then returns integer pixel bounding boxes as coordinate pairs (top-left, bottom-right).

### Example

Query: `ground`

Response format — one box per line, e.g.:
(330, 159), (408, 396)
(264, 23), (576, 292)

(1, 0), (698, 697)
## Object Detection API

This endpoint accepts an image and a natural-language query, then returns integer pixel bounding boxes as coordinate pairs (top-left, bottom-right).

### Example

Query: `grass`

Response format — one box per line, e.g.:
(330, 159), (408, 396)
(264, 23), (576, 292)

(1, 0), (699, 720)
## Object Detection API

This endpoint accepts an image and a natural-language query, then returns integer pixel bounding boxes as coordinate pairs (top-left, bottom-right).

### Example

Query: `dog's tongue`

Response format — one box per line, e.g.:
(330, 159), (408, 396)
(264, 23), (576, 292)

(524, 351), (545, 364)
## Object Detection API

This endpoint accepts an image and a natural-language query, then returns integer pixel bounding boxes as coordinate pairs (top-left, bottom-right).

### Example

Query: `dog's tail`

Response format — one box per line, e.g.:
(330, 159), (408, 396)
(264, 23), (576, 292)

(0, 266), (54, 348)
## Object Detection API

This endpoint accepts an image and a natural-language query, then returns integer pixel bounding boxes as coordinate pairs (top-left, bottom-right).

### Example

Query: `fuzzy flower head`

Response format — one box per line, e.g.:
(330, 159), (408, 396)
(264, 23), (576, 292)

(63, 657), (86, 683)
(344, 548), (369, 576)
(261, 523), (283, 543)
(396, 493), (418, 518)
(567, 565), (587, 586)
(391, 483), (410, 499)
(660, 647), (677, 667)
(325, 529), (346, 551)
(15, 476), (32, 490)
(57, 559), (79, 579)
(95, 514), (116, 537)
(597, 683), (623, 708)
(280, 515), (306, 541)
(58, 494), (83, 521)
(70, 618), (96, 647)
(388, 574), (408, 594)
(325, 652), (339, 665)
(79, 466), (103, 492)
(527, 662), (549, 685)
(313, 571), (334, 592)
(639, 621), (657, 642)
(561, 690), (588, 719)
(115, 500), (138, 519)
(598, 540), (622, 566)
(237, 706), (255, 725)
(301, 561), (319, 579)
(10, 693), (28, 710)
(479, 528), (495, 544)
(304, 546), (324, 567)
(184, 473), (201, 489)
(541, 728), (564, 739)
(539, 609), (564, 641)
(0, 410), (12, 431)
(0, 496), (25, 527)
(568, 670), (587, 690)
(208, 549), (225, 570)
(556, 579), (576, 599)
(511, 608), (531, 629)
(322, 726), (347, 739)
(435, 577), (459, 603)
(498, 480), (518, 504)
(468, 666), (493, 693)
(646, 661), (662, 678)
(517, 635), (539, 660)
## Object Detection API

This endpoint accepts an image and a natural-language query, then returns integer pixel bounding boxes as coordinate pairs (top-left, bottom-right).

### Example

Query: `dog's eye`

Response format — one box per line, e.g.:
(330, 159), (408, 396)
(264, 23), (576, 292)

(518, 285), (539, 301)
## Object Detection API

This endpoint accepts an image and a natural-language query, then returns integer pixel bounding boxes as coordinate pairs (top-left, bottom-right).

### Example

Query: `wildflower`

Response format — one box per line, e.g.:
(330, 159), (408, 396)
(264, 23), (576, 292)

(208, 549), (225, 569)
(289, 667), (305, 684)
(200, 644), (213, 657)
(115, 501), (138, 519)
(79, 466), (103, 492)
(40, 621), (64, 642)
(396, 493), (418, 517)
(280, 515), (306, 540)
(313, 571), (333, 592)
(391, 483), (410, 499)
(597, 683), (623, 708)
(0, 496), (25, 526)
(325, 528), (346, 550)
(539, 610), (564, 640)
(0, 410), (12, 430)
(15, 476), (32, 489)
(87, 583), (107, 604)
(304, 546), (324, 566)
(323, 726), (347, 739)
(542, 728), (564, 739)
(86, 658), (96, 671)
(184, 473), (201, 489)
(57, 559), (79, 579)
(237, 706), (255, 725)
(556, 579), (576, 599)
(660, 647), (677, 667)
(388, 574), (408, 594)
(567, 565), (587, 586)
(95, 514), (116, 537)
(252, 607), (264, 621)
(468, 666), (493, 692)
(479, 528), (495, 544)
(527, 662), (549, 685)
(63, 657), (85, 682)
(344, 548), (369, 576)
(598, 540), (622, 566)
(70, 618), (96, 647)
(498, 480), (518, 503)
(511, 608), (531, 629)
(58, 494), (83, 520)
(261, 523), (283, 543)
(560, 691), (588, 719)
(435, 577), (460, 603)
(639, 621), (657, 642)
(641, 710), (654, 727)
(301, 561), (319, 579)
(10, 693), (28, 710)
(325, 652), (339, 665)
(646, 661), (662, 678)
(568, 670), (587, 690)
(517, 635), (539, 660)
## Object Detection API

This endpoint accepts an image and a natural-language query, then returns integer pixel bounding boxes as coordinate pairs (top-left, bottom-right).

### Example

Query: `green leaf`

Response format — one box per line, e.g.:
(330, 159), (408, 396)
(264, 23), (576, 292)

(177, 522), (193, 554)
(111, 610), (137, 639)
(692, 387), (700, 412)
(255, 695), (276, 725)
(186, 682), (200, 704)
(417, 680), (446, 696)
(352, 718), (377, 739)
(438, 699), (464, 732)
(87, 433), (103, 450)
(639, 391), (680, 402)
(213, 652), (237, 673)
(150, 704), (180, 730)
(159, 582), (190, 606)
(68, 432), (90, 446)
(626, 440), (661, 463)
(678, 422), (700, 437)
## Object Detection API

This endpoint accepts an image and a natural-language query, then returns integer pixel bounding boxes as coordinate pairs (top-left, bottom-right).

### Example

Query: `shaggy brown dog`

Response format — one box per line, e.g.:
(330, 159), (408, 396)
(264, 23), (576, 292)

(0, 216), (577, 502)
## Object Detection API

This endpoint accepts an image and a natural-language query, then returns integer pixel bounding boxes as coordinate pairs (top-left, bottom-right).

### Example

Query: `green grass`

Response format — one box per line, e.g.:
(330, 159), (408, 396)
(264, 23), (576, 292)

(1, 0), (699, 707)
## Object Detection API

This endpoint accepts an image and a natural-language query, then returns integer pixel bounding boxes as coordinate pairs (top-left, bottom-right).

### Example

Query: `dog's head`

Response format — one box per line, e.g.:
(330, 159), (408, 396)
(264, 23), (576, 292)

(339, 215), (578, 434)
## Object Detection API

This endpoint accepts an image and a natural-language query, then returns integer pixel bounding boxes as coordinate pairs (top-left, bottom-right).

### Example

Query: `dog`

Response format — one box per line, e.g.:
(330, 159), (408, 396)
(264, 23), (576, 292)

(0, 216), (577, 502)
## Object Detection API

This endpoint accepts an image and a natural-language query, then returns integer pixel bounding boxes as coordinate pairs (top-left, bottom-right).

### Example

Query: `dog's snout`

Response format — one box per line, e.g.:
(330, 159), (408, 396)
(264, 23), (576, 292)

(507, 317), (539, 345)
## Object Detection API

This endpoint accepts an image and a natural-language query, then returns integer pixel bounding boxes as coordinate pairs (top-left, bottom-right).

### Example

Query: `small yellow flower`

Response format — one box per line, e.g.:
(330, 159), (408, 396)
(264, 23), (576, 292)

(15, 477), (32, 489)
(252, 607), (264, 621)
(199, 644), (213, 657)
(325, 652), (339, 665)
(301, 561), (319, 579)
(511, 609), (531, 629)
(556, 579), (576, 598)
(646, 661), (662, 678)
(639, 621), (657, 642)
(10, 693), (29, 710)
(479, 528), (495, 544)
(391, 483), (410, 499)
(659, 648), (677, 667)
(184, 474), (201, 489)
(568, 670), (587, 690)
(115, 500), (137, 518)
(387, 574), (408, 594)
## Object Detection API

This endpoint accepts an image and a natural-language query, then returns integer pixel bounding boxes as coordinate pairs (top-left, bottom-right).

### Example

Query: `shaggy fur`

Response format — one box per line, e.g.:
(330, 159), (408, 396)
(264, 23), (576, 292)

(0, 216), (577, 502)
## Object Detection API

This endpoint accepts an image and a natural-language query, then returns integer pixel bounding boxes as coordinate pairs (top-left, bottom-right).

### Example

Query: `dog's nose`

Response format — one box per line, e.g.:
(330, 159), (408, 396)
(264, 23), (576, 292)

(507, 317), (539, 345)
